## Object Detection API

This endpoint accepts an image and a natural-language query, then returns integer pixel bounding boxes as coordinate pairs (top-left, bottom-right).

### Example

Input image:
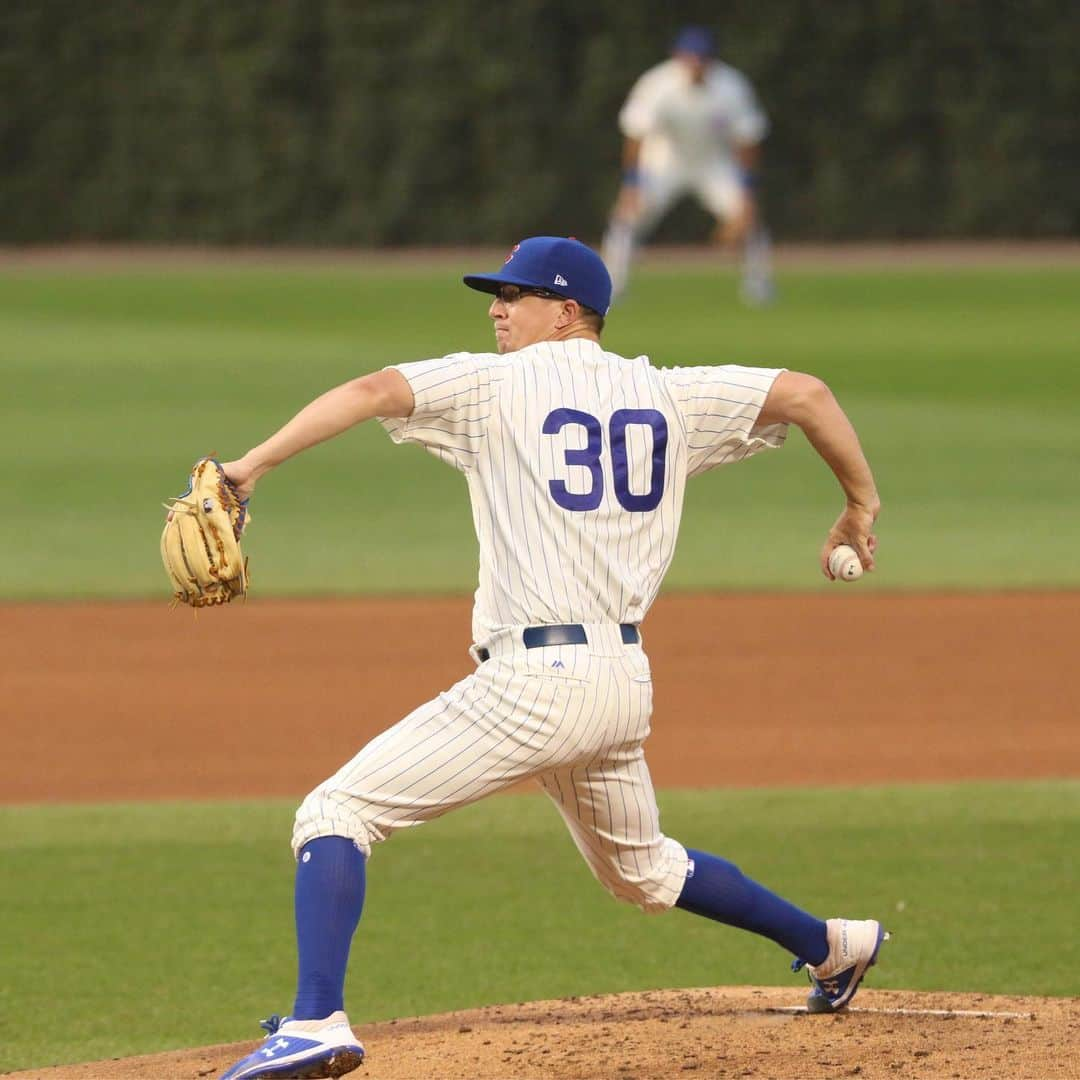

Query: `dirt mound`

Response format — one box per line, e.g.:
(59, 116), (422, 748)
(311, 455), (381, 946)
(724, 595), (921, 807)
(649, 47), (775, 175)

(9, 988), (1076, 1079)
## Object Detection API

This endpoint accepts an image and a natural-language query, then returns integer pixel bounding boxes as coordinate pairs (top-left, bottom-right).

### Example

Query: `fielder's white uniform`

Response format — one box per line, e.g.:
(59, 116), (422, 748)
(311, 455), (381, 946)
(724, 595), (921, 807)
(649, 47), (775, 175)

(293, 340), (786, 913)
(603, 59), (771, 301)
(620, 58), (768, 231)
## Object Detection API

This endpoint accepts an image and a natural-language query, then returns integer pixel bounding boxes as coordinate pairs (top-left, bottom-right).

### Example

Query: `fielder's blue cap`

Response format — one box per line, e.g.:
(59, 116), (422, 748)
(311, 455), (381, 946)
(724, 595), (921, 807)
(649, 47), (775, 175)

(672, 25), (715, 57)
(463, 236), (612, 316)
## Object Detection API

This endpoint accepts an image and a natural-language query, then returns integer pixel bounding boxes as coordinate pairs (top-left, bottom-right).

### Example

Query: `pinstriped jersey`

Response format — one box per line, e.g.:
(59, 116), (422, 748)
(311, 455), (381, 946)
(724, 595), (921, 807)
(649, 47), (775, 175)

(380, 338), (786, 643)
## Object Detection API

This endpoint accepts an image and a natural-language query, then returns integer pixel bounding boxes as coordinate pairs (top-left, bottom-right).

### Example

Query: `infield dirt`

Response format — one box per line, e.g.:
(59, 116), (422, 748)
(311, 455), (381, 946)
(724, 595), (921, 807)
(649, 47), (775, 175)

(4, 591), (1078, 1077)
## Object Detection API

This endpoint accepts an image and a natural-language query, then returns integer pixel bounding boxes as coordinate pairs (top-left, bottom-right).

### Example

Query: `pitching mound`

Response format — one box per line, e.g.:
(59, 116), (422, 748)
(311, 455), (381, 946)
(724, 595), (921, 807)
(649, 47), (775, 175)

(10, 988), (1076, 1079)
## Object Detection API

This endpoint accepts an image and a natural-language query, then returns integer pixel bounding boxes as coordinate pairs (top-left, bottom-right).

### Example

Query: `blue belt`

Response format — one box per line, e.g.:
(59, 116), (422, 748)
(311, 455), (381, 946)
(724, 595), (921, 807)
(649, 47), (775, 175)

(476, 623), (639, 663)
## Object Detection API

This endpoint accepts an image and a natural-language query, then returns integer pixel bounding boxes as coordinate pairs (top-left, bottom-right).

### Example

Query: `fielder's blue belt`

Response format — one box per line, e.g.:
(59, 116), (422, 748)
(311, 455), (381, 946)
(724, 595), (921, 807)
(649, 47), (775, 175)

(476, 623), (640, 663)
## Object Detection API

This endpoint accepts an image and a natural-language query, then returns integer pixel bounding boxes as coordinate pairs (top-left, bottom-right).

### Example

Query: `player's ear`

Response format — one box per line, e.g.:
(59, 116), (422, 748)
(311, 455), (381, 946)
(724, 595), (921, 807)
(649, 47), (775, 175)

(556, 299), (578, 328)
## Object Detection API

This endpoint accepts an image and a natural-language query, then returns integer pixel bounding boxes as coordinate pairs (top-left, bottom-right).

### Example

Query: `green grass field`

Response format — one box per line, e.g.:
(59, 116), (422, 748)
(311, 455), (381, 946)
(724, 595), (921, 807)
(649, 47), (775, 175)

(1, 260), (1078, 596)
(3, 782), (1078, 1072)
(2, 257), (1077, 1072)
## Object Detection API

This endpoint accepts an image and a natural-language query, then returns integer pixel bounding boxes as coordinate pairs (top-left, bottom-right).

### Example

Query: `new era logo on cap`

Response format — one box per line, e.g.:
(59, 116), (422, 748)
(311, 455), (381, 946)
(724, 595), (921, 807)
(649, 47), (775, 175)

(554, 274), (568, 286)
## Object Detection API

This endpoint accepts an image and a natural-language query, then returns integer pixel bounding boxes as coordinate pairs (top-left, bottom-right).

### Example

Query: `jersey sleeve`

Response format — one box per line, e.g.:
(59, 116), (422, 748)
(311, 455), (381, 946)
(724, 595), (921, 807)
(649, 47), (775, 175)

(378, 353), (496, 472)
(728, 70), (769, 145)
(662, 364), (787, 477)
(618, 65), (665, 139)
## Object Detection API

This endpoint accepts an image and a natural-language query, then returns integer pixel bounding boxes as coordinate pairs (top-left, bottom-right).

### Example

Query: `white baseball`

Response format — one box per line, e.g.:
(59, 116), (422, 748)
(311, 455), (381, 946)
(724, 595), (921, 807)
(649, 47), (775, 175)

(828, 544), (863, 582)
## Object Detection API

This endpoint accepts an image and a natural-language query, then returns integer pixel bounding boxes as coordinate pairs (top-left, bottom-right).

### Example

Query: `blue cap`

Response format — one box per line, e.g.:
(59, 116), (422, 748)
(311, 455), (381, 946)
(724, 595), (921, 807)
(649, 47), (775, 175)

(672, 25), (715, 58)
(463, 236), (612, 316)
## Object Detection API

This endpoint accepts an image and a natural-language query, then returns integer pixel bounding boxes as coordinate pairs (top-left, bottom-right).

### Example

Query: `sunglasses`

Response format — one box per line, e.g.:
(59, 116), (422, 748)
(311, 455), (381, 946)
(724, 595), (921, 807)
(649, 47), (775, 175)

(493, 284), (564, 304)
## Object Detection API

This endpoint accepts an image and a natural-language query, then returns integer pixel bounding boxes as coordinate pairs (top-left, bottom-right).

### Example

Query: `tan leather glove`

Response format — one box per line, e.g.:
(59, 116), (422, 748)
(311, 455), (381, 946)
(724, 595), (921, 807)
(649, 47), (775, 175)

(161, 457), (249, 607)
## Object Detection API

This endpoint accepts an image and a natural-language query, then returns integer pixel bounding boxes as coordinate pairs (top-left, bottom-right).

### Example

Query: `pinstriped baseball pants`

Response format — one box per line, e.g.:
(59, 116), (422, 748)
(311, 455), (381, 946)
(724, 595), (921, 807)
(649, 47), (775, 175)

(292, 625), (690, 913)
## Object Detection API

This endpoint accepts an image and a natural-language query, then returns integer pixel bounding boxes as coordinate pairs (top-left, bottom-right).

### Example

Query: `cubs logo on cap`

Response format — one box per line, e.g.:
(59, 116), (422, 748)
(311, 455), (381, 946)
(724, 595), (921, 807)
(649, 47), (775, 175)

(464, 236), (612, 316)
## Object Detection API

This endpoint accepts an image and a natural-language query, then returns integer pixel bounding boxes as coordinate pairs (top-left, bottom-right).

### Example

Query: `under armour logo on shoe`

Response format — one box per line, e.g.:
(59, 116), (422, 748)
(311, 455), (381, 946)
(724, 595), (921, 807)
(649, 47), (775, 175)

(262, 1038), (290, 1057)
(823, 979), (841, 994)
(554, 274), (568, 286)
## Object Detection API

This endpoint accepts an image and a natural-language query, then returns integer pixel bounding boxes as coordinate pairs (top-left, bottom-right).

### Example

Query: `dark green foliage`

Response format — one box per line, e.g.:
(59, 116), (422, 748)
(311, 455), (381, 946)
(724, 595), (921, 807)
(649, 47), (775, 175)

(2, 0), (1077, 242)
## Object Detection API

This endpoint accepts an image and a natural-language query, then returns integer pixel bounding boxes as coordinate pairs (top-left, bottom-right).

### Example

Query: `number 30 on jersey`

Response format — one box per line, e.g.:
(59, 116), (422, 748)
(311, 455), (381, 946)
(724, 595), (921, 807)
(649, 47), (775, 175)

(543, 408), (668, 513)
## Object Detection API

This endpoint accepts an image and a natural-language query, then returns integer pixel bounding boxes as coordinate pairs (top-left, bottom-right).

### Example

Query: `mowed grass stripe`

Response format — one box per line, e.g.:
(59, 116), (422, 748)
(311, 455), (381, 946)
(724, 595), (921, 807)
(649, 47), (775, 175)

(2, 781), (1077, 1070)
(1, 265), (1078, 597)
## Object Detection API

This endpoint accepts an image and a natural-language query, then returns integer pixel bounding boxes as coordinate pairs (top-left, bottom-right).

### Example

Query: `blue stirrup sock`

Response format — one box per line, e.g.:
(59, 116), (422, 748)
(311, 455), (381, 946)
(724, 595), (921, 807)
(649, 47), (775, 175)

(675, 848), (828, 965)
(292, 836), (367, 1020)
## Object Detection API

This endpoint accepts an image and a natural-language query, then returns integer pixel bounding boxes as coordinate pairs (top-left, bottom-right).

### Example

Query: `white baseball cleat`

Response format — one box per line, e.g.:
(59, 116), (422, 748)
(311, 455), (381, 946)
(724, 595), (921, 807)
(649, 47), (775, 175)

(792, 918), (889, 1013)
(218, 1011), (364, 1079)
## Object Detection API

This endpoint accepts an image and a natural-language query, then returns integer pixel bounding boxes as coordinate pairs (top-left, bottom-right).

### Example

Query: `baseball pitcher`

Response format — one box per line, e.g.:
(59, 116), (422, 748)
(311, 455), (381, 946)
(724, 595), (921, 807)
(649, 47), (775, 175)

(602, 25), (775, 306)
(215, 237), (884, 1080)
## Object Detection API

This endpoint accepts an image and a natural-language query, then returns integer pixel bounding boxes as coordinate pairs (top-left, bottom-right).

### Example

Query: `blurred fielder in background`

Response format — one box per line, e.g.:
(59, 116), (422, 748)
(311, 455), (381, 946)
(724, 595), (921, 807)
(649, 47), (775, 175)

(602, 25), (775, 306)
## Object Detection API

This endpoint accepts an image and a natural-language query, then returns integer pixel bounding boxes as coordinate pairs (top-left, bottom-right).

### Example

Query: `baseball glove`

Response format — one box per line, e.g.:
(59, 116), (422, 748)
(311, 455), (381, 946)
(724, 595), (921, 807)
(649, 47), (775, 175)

(160, 457), (249, 607)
